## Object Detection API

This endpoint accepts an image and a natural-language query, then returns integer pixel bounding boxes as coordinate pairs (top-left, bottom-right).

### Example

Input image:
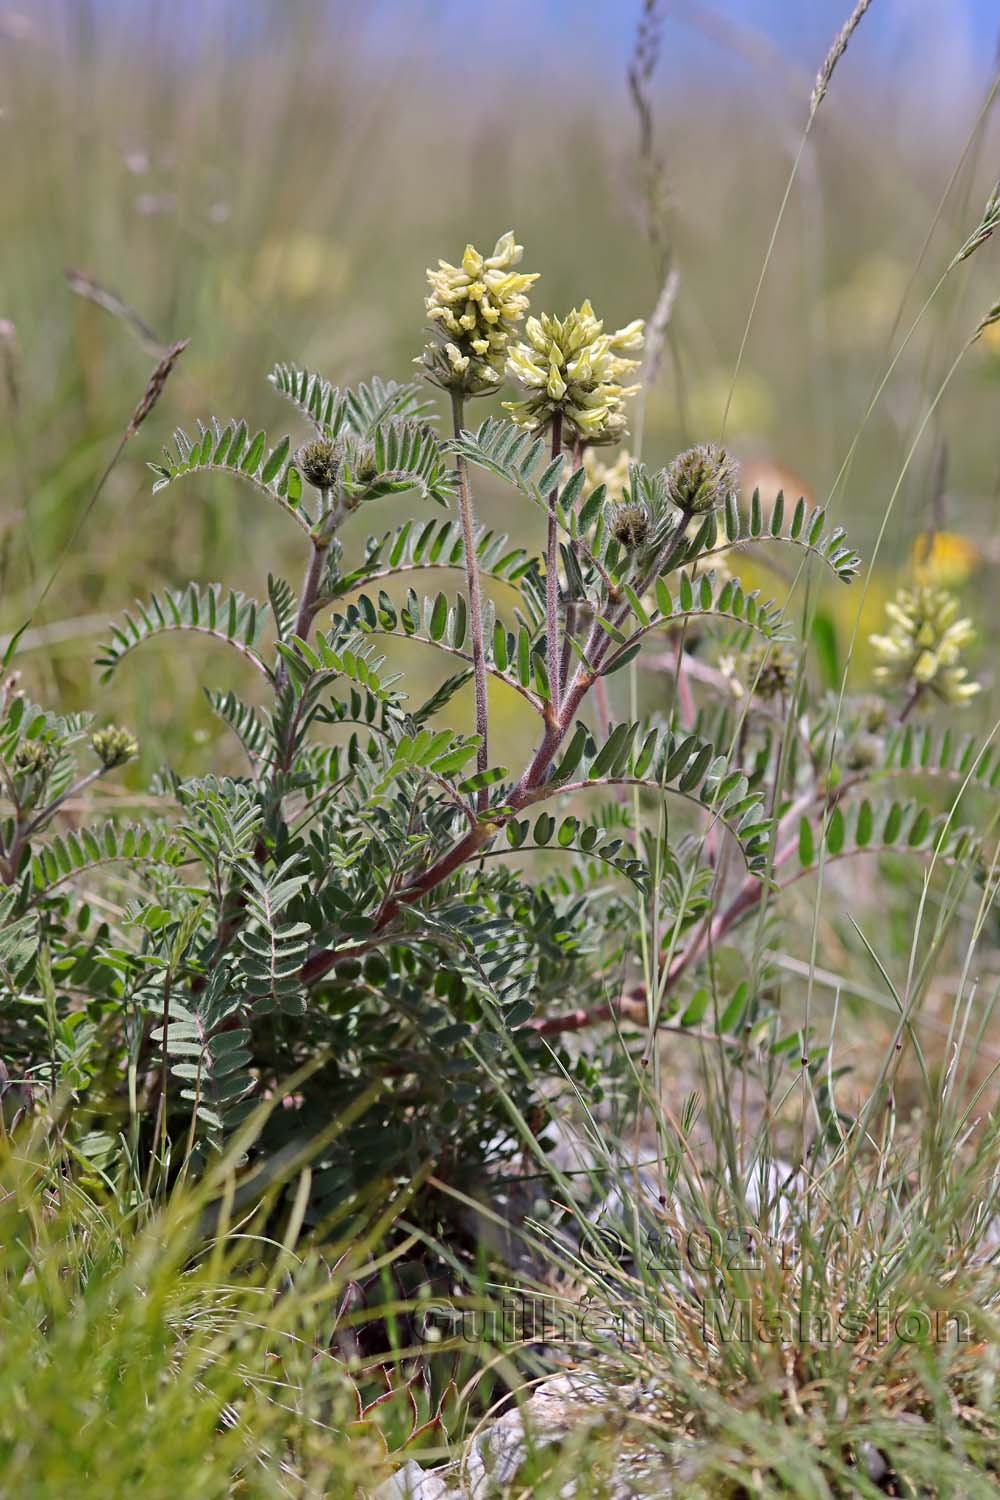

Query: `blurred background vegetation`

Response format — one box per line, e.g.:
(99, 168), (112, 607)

(1, 0), (998, 779)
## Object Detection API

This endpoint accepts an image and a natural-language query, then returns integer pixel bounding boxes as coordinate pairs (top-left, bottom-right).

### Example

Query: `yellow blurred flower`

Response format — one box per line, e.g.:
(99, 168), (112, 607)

(719, 643), (796, 701)
(252, 233), (348, 302)
(221, 233), (350, 326)
(823, 254), (909, 350)
(911, 531), (980, 588)
(979, 319), (1000, 354)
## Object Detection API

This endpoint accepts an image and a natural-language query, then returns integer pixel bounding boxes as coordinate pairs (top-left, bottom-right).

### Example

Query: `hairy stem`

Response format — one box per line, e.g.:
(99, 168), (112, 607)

(451, 390), (490, 808)
(299, 506), (705, 989)
(529, 994), (648, 1037)
(302, 665), (593, 989)
(276, 501), (333, 695)
(546, 412), (564, 719)
(520, 768), (870, 1040)
(293, 539), (330, 643)
(2, 767), (106, 883)
(899, 685), (924, 724)
(559, 435), (586, 694)
(592, 676), (612, 739)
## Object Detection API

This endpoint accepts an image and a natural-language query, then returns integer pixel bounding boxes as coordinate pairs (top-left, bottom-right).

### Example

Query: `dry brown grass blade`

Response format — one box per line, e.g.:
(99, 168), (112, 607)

(126, 339), (190, 437)
(18, 338), (190, 629)
(64, 268), (167, 358)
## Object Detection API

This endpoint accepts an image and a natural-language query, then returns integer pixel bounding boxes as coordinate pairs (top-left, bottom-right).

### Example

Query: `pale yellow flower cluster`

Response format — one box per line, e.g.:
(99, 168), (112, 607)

(503, 301), (645, 445)
(582, 446), (633, 498)
(420, 232), (538, 397)
(562, 447), (633, 500)
(870, 584), (981, 705)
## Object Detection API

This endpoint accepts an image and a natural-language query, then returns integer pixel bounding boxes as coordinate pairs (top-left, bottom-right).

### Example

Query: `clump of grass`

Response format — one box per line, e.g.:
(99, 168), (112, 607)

(443, 1007), (1000, 1497)
(0, 1130), (440, 1500)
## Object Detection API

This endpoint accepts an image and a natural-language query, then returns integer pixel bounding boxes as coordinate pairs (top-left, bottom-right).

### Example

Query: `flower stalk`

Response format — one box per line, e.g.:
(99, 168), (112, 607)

(546, 411), (564, 719)
(451, 390), (490, 807)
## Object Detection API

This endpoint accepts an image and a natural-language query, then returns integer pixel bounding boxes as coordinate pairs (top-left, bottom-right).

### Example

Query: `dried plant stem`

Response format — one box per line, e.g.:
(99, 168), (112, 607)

(451, 392), (490, 806)
(899, 686), (924, 725)
(626, 0), (687, 448)
(628, 0), (673, 283)
(638, 267), (680, 397)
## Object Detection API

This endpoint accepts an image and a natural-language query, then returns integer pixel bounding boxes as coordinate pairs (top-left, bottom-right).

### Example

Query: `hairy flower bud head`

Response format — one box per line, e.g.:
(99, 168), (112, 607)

(870, 584), (981, 706)
(92, 725), (139, 769)
(745, 642), (796, 700)
(12, 740), (54, 808)
(420, 231), (538, 397)
(298, 438), (342, 492)
(855, 694), (891, 734)
(844, 731), (882, 772)
(350, 442), (378, 486)
(13, 741), (53, 777)
(608, 501), (651, 550)
(504, 301), (645, 444)
(665, 444), (738, 515)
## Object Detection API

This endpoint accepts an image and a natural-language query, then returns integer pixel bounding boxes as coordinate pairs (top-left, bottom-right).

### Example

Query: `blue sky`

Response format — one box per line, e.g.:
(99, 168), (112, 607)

(88, 0), (999, 70)
(445, 0), (996, 88)
(80, 0), (1000, 114)
(335, 0), (998, 140)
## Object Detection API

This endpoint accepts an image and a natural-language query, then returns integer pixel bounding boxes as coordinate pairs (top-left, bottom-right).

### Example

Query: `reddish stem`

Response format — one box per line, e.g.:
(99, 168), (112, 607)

(451, 390), (490, 810)
(546, 413), (564, 717)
